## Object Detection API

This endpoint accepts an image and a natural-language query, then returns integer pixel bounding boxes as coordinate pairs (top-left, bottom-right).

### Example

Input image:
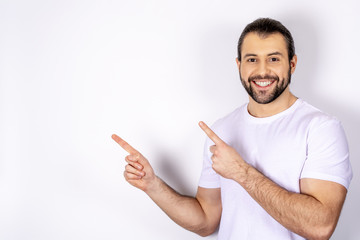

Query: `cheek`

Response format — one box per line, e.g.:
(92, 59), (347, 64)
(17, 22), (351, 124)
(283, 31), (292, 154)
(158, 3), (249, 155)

(240, 66), (251, 79)
(271, 65), (289, 78)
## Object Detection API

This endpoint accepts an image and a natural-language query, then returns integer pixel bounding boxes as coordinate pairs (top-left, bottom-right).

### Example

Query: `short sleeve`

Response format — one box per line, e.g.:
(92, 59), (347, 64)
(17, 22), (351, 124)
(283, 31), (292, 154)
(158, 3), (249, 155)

(300, 119), (353, 189)
(198, 137), (221, 188)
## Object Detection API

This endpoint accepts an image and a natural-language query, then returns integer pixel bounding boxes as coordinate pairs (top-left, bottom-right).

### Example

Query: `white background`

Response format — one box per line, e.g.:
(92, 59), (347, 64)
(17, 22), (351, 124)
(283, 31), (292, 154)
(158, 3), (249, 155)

(0, 0), (359, 239)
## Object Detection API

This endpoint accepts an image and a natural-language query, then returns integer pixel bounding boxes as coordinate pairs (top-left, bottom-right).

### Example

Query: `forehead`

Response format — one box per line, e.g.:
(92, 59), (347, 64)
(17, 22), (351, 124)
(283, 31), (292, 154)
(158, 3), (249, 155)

(242, 32), (288, 57)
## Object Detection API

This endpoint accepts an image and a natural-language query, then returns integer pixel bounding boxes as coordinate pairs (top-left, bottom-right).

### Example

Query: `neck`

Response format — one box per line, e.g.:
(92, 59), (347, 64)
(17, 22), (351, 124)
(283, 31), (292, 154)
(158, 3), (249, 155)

(247, 87), (297, 118)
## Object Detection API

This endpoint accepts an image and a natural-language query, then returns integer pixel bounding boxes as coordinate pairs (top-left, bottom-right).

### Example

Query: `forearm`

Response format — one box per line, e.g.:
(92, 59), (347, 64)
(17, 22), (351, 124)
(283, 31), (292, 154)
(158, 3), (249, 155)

(237, 166), (336, 240)
(112, 134), (219, 236)
(199, 122), (346, 239)
(145, 176), (212, 236)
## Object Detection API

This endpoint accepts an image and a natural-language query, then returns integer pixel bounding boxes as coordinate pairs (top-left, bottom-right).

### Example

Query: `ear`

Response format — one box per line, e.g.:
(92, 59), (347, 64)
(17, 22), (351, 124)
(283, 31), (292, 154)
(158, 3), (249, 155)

(290, 55), (297, 74)
(236, 57), (241, 70)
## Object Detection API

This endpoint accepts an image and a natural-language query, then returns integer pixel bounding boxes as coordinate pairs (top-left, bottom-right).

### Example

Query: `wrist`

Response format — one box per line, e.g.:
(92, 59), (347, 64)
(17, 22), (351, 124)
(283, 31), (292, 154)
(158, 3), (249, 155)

(234, 161), (252, 185)
(144, 175), (162, 195)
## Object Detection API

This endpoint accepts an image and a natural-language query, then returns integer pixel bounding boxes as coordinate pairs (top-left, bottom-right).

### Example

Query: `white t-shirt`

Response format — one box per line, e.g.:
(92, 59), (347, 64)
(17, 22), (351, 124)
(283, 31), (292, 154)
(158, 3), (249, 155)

(198, 99), (353, 240)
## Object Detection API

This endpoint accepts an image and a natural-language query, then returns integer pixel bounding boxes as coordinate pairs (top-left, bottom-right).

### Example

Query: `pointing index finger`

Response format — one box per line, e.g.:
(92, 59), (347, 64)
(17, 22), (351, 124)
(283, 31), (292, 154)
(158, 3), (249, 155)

(111, 134), (138, 154)
(199, 121), (224, 145)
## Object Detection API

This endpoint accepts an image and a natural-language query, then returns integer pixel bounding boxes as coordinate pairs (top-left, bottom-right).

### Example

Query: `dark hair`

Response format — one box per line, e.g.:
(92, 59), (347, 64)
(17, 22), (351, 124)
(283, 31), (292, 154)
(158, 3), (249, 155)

(237, 18), (295, 61)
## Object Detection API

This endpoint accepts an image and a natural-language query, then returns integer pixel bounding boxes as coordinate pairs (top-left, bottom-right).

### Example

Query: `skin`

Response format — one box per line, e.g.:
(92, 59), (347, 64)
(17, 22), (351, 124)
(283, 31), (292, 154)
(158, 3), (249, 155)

(238, 32), (298, 117)
(112, 32), (348, 240)
(111, 134), (221, 236)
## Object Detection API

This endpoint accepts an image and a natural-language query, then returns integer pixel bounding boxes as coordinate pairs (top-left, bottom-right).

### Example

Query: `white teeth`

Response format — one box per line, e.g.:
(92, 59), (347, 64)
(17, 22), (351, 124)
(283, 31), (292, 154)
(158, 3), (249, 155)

(255, 81), (272, 87)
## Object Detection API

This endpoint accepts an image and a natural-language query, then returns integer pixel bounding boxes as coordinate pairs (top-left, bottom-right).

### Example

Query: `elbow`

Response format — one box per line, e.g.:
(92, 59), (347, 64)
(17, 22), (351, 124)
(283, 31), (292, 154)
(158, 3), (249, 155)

(198, 232), (211, 238)
(306, 222), (337, 240)
(302, 207), (341, 240)
(197, 230), (216, 237)
(195, 225), (218, 237)
(318, 225), (336, 240)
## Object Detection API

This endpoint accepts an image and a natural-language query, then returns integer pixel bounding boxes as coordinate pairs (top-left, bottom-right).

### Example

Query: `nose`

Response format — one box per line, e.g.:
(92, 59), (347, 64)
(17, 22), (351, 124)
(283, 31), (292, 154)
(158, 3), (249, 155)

(258, 61), (270, 77)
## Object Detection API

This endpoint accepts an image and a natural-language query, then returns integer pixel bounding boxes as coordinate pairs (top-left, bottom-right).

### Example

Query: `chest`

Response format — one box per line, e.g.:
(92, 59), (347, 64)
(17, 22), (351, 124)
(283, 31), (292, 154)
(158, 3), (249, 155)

(221, 121), (309, 192)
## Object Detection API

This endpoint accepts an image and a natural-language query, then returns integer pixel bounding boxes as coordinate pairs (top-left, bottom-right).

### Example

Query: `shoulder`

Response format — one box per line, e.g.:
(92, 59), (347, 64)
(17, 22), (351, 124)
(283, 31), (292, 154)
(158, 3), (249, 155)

(295, 100), (348, 150)
(293, 99), (342, 130)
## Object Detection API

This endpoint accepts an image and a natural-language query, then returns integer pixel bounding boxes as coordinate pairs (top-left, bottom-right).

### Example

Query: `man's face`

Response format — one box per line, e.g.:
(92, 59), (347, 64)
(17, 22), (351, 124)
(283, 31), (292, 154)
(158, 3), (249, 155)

(237, 32), (296, 104)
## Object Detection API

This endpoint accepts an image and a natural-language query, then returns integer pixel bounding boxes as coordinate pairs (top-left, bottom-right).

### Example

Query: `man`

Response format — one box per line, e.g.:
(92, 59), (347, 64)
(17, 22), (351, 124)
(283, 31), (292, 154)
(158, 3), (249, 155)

(112, 18), (352, 239)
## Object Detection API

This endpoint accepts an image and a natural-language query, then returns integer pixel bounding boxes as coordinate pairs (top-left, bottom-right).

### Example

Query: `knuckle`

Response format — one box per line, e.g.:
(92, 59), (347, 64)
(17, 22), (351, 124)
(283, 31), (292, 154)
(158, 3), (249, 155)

(136, 163), (144, 170)
(125, 164), (135, 172)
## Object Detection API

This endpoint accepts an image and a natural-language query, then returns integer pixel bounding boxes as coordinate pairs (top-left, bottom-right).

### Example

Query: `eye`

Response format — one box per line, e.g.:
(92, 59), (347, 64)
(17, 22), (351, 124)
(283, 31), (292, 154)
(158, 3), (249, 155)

(269, 57), (279, 62)
(247, 58), (257, 63)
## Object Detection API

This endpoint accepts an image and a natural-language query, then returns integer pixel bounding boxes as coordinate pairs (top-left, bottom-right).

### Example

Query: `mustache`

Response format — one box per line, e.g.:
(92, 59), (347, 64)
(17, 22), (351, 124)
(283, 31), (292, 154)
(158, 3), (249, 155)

(248, 74), (279, 82)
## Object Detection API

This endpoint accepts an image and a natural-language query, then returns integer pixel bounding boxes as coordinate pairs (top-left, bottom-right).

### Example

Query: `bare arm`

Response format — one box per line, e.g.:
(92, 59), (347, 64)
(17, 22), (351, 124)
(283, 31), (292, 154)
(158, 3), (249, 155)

(111, 134), (222, 236)
(147, 182), (222, 236)
(240, 167), (346, 240)
(199, 121), (347, 240)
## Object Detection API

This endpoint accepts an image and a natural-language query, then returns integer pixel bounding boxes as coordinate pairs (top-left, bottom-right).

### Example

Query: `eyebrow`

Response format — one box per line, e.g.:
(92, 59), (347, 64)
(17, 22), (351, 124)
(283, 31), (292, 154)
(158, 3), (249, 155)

(243, 51), (284, 58)
(268, 51), (284, 57)
(243, 53), (257, 58)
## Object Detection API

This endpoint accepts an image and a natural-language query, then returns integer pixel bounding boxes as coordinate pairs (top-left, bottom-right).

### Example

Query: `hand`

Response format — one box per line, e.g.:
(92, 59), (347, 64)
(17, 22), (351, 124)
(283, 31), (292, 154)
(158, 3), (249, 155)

(199, 121), (249, 182)
(112, 134), (157, 192)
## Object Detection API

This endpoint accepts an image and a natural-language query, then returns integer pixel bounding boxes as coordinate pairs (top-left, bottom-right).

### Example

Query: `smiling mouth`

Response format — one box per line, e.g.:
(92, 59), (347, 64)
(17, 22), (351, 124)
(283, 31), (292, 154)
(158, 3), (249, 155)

(253, 80), (274, 87)
(249, 74), (279, 88)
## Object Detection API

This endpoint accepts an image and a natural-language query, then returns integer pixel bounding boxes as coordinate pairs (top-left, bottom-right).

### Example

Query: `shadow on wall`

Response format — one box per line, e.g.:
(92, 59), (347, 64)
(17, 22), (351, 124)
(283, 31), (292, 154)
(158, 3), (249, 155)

(284, 14), (360, 239)
(155, 151), (220, 237)
(156, 152), (194, 196)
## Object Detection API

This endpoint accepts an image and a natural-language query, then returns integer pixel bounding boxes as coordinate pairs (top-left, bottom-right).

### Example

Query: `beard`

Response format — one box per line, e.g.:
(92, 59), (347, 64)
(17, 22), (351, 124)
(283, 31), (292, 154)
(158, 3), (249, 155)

(240, 68), (292, 104)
